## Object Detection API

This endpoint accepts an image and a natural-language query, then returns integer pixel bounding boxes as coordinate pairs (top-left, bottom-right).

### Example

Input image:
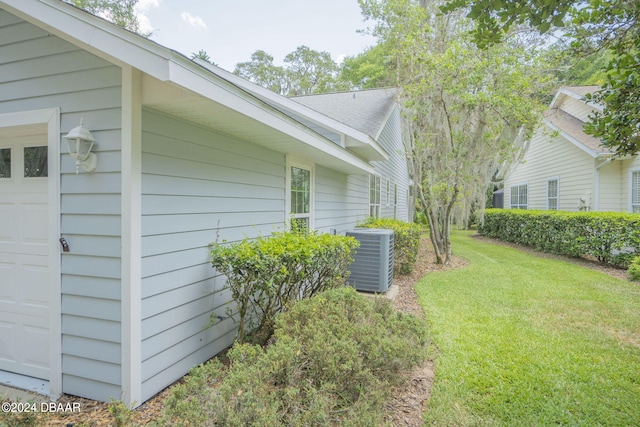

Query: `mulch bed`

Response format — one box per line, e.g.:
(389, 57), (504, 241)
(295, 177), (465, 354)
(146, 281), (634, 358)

(19, 233), (634, 426)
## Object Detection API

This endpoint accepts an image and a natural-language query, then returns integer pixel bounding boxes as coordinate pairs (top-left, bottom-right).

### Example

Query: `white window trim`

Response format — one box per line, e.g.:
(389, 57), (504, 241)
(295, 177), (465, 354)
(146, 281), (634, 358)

(629, 168), (640, 213)
(286, 156), (315, 229)
(546, 177), (559, 210)
(510, 182), (528, 210)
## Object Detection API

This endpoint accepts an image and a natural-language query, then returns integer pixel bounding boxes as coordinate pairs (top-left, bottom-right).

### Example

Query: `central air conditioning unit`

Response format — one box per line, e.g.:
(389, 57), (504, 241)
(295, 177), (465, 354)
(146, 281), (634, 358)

(346, 228), (394, 293)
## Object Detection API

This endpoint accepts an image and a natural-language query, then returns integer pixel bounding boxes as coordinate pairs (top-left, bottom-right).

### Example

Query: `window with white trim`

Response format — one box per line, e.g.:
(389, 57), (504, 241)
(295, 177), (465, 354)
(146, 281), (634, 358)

(370, 174), (381, 218)
(288, 164), (313, 230)
(632, 170), (640, 213)
(510, 184), (528, 209)
(547, 178), (558, 210)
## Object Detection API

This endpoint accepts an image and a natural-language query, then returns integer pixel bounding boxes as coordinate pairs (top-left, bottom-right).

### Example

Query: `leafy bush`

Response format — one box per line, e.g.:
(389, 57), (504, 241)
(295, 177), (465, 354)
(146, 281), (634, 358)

(480, 209), (640, 267)
(209, 230), (359, 343)
(358, 217), (422, 274)
(629, 256), (640, 281)
(158, 287), (428, 426)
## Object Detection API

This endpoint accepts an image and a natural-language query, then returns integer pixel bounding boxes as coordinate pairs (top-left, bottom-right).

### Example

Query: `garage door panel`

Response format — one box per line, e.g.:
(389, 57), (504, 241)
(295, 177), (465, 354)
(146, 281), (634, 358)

(0, 130), (49, 380)
(23, 324), (49, 370)
(0, 202), (19, 245)
(0, 260), (17, 303)
(0, 320), (17, 363)
(21, 204), (48, 246)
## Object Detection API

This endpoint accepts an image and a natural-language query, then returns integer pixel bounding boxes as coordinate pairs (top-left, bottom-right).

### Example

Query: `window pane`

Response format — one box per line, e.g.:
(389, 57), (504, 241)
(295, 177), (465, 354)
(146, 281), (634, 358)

(291, 166), (310, 215)
(548, 180), (558, 198)
(24, 146), (48, 177)
(633, 172), (640, 205)
(0, 148), (10, 178)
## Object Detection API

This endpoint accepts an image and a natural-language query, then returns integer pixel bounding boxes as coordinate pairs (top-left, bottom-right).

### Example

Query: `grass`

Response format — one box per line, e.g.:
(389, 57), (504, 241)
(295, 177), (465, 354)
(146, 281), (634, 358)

(417, 231), (640, 427)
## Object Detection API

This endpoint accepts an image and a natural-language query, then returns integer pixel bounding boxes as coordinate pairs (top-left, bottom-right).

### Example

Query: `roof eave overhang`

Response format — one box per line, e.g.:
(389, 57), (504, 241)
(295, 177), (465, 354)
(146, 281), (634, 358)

(194, 60), (389, 162)
(555, 87), (604, 112)
(543, 117), (608, 159)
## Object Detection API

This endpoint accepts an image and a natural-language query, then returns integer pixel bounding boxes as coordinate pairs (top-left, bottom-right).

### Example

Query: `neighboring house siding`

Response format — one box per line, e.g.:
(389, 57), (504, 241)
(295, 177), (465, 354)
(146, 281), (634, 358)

(315, 167), (368, 233)
(139, 109), (286, 401)
(372, 106), (410, 221)
(598, 160), (623, 211)
(506, 129), (595, 211)
(0, 11), (123, 400)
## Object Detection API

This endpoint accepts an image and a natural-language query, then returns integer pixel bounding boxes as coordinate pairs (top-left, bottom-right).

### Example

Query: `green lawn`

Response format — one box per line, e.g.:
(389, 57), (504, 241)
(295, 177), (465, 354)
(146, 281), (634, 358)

(417, 231), (640, 427)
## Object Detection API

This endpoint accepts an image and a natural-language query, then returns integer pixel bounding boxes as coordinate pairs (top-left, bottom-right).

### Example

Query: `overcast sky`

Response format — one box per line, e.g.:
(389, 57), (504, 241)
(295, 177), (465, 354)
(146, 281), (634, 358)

(135, 0), (378, 71)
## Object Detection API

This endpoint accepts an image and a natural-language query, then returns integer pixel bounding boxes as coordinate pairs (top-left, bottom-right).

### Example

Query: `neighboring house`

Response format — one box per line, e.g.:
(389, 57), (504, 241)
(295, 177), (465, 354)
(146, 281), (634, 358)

(504, 85), (640, 212)
(0, 0), (412, 407)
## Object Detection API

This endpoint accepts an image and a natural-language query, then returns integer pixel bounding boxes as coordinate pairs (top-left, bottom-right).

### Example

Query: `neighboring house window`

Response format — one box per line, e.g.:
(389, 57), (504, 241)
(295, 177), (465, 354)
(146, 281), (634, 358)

(510, 184), (528, 209)
(386, 178), (391, 207)
(370, 174), (381, 218)
(632, 170), (640, 213)
(288, 163), (313, 230)
(547, 178), (559, 210)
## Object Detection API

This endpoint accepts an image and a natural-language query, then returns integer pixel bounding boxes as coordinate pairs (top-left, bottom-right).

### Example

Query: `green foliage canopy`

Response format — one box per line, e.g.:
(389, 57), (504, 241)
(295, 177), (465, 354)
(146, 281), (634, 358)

(442, 0), (640, 156)
(234, 46), (350, 96)
(66, 0), (147, 35)
(359, 0), (548, 264)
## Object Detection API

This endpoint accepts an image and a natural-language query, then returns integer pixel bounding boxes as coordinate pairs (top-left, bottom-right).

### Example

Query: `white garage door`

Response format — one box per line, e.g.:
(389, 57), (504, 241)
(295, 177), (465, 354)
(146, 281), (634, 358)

(0, 127), (50, 380)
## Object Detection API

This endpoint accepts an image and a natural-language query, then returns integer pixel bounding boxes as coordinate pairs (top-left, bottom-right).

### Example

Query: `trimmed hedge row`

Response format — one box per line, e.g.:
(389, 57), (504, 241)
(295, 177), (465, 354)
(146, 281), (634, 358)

(358, 217), (422, 274)
(479, 209), (640, 267)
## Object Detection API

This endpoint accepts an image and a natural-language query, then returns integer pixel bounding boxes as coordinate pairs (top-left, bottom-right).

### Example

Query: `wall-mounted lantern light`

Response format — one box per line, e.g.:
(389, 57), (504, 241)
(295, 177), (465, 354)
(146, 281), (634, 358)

(63, 119), (97, 174)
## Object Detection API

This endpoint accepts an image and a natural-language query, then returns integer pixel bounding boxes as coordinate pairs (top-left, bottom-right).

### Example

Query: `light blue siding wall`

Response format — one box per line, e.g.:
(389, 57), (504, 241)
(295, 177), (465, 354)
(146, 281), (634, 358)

(0, 11), (123, 400)
(140, 109), (286, 401)
(315, 168), (369, 233)
(372, 105), (411, 221)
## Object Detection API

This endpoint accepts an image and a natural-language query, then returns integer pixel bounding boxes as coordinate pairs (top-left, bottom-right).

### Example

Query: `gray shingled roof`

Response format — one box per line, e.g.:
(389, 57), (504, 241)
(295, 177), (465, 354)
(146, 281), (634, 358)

(291, 88), (398, 139)
(544, 108), (611, 155)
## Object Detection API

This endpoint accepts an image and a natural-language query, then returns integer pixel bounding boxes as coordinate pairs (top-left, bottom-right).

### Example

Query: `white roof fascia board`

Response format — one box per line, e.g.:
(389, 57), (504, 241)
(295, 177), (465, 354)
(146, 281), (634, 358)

(543, 117), (604, 159)
(1, 0), (374, 174)
(194, 59), (389, 161)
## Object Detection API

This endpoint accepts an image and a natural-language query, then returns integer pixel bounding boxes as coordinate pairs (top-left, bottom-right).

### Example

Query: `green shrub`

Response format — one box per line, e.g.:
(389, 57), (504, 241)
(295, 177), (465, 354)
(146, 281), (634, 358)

(629, 256), (640, 281)
(358, 217), (422, 274)
(480, 209), (640, 267)
(158, 287), (428, 426)
(209, 230), (359, 343)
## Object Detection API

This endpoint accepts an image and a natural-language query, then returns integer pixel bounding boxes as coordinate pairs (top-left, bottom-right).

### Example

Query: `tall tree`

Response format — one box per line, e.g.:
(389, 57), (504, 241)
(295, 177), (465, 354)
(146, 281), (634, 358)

(442, 0), (640, 156)
(360, 0), (547, 264)
(66, 0), (147, 35)
(234, 46), (348, 96)
(340, 43), (397, 89)
(283, 46), (347, 95)
(234, 50), (287, 95)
